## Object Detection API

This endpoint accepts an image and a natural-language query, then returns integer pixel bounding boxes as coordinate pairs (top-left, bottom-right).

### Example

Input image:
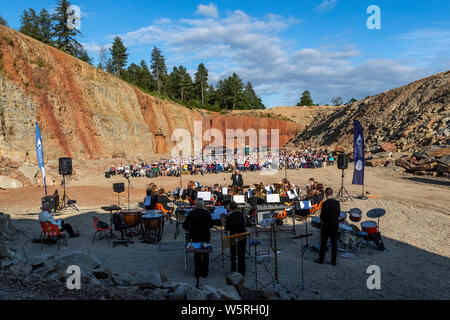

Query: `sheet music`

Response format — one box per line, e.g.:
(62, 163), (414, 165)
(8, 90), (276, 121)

(233, 195), (246, 204)
(197, 191), (212, 201)
(287, 190), (296, 200)
(222, 187), (228, 195)
(266, 194), (280, 203)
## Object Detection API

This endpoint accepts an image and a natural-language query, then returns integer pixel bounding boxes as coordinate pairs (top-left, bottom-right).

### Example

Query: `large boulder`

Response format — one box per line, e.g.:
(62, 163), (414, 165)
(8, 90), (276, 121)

(217, 286), (241, 300)
(51, 251), (102, 271)
(129, 272), (162, 289)
(226, 272), (248, 296)
(0, 176), (23, 189)
(380, 142), (396, 152)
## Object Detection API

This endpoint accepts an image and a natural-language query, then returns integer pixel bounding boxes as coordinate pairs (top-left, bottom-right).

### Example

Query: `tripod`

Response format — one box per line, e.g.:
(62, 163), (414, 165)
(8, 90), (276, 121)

(336, 168), (353, 202)
(249, 240), (264, 289)
(58, 175), (78, 213)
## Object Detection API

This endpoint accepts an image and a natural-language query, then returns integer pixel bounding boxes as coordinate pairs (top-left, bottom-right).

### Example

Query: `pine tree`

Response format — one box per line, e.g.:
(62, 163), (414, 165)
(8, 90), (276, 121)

(38, 9), (53, 45)
(150, 46), (167, 94)
(138, 60), (155, 92)
(0, 15), (7, 27)
(194, 63), (208, 105)
(109, 36), (128, 76)
(331, 97), (343, 106)
(297, 90), (314, 106)
(20, 9), (41, 40)
(243, 82), (264, 109)
(52, 0), (82, 56)
(77, 50), (93, 64)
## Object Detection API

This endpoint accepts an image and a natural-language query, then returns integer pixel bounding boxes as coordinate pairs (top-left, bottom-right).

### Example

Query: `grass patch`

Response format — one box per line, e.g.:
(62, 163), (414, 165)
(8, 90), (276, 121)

(2, 35), (13, 46)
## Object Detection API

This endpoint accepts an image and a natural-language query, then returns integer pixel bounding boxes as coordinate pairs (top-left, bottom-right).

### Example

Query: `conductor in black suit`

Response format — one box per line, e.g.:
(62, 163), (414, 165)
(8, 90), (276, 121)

(183, 199), (213, 283)
(231, 169), (244, 188)
(316, 187), (340, 266)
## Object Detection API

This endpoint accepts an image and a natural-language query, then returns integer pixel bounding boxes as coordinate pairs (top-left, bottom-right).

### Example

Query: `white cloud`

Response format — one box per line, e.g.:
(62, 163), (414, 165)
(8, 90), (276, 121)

(85, 8), (439, 107)
(196, 3), (218, 18)
(317, 0), (338, 12)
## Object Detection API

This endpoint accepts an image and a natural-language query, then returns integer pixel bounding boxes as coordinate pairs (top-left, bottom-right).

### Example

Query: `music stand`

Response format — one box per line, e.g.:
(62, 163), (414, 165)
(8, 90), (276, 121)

(261, 220), (288, 293)
(211, 214), (231, 267)
(291, 231), (306, 299)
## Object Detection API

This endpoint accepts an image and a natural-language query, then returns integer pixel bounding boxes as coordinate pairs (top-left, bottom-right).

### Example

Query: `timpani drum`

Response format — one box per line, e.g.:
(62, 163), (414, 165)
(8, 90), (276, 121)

(121, 209), (143, 227)
(142, 210), (164, 243)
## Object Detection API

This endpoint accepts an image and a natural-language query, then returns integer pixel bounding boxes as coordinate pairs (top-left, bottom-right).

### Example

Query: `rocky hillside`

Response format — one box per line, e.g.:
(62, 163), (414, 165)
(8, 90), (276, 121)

(0, 25), (306, 166)
(289, 71), (450, 152)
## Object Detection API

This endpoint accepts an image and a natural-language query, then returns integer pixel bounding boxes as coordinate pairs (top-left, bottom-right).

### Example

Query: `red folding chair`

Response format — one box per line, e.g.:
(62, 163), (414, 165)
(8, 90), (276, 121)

(40, 222), (67, 251)
(92, 217), (112, 244)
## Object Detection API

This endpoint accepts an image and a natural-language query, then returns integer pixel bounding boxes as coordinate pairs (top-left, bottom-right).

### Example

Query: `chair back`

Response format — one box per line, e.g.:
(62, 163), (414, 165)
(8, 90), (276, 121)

(144, 196), (151, 207)
(156, 203), (169, 213)
(40, 222), (61, 237)
(93, 217), (109, 231)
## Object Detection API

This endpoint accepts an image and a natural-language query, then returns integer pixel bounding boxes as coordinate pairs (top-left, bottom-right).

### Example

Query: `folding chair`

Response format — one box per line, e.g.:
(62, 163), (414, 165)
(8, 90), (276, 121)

(40, 222), (67, 251)
(92, 217), (112, 244)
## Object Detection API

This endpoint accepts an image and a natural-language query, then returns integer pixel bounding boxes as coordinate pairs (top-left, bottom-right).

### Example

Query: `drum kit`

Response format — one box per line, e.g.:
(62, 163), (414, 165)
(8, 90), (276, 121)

(310, 207), (386, 251)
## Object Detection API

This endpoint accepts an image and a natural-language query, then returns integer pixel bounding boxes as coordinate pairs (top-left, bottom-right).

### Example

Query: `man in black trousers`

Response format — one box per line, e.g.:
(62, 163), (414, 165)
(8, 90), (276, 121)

(316, 187), (340, 266)
(225, 202), (247, 276)
(231, 169), (244, 188)
(183, 199), (213, 286)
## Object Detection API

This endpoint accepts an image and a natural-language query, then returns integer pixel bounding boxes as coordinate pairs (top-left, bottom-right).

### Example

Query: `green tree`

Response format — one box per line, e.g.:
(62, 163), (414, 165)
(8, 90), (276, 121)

(216, 73), (245, 110)
(0, 15), (8, 27)
(20, 9), (41, 40)
(38, 9), (53, 45)
(168, 66), (193, 102)
(194, 63), (208, 105)
(151, 46), (167, 94)
(52, 0), (83, 56)
(105, 58), (114, 74)
(77, 50), (93, 64)
(138, 60), (155, 92)
(109, 36), (128, 76)
(297, 90), (314, 106)
(347, 97), (357, 104)
(331, 97), (343, 106)
(243, 82), (265, 109)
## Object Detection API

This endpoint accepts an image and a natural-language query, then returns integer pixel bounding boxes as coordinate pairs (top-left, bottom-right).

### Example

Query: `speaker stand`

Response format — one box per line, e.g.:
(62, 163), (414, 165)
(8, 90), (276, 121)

(336, 169), (353, 202)
(58, 175), (79, 213)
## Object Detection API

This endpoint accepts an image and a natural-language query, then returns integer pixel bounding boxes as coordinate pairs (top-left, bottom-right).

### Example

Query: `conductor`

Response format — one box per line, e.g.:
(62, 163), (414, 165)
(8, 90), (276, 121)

(231, 169), (244, 188)
(316, 187), (340, 266)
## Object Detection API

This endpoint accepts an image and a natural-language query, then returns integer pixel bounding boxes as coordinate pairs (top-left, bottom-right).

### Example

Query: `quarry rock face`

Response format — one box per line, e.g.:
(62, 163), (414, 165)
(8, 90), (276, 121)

(0, 26), (303, 166)
(290, 71), (450, 152)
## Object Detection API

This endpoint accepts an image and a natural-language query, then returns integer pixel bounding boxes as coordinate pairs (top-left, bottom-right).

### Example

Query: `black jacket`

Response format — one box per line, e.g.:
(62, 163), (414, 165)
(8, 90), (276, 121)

(157, 195), (171, 211)
(225, 210), (247, 235)
(248, 196), (264, 208)
(213, 190), (224, 203)
(320, 198), (341, 231)
(186, 187), (197, 201)
(183, 208), (213, 242)
(231, 174), (244, 187)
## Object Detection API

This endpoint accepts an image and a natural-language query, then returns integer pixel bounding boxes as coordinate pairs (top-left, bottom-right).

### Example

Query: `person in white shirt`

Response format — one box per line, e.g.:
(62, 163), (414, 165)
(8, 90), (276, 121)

(39, 204), (79, 238)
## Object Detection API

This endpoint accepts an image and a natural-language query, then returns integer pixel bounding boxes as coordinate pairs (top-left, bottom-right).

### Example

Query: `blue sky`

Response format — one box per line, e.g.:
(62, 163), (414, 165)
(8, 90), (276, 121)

(2, 0), (449, 107)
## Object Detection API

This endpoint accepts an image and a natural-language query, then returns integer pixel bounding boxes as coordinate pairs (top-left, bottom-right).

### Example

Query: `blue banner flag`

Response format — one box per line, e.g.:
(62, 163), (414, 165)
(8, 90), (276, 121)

(352, 120), (365, 186)
(35, 122), (47, 195)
